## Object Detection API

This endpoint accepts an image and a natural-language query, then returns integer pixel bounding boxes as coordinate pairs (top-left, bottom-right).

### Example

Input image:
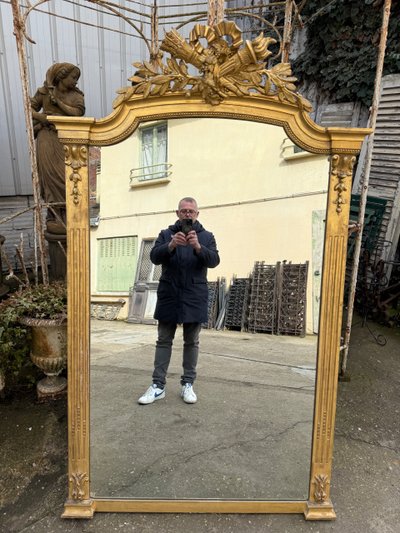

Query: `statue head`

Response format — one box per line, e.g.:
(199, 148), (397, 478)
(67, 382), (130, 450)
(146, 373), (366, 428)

(45, 63), (81, 89)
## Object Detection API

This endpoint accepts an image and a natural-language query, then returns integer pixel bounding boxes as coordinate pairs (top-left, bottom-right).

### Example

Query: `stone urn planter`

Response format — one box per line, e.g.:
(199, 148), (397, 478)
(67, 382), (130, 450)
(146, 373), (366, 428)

(0, 281), (67, 398)
(20, 316), (67, 397)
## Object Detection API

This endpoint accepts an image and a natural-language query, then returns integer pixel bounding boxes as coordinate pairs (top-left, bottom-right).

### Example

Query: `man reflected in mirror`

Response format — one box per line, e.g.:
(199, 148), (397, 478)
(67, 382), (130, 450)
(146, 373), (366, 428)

(138, 197), (220, 405)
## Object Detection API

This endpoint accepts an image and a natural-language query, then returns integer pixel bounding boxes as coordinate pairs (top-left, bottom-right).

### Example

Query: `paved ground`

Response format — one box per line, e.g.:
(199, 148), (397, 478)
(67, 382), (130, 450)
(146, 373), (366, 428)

(90, 321), (317, 501)
(0, 316), (399, 532)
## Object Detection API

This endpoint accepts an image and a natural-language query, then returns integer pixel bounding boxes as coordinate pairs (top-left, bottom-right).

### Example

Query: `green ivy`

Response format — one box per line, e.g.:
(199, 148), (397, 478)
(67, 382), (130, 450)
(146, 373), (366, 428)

(293, 0), (400, 106)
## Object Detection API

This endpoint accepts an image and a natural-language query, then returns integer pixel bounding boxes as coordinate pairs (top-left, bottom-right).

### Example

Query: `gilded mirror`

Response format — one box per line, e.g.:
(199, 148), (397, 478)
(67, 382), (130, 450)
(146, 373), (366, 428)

(52, 21), (370, 520)
(89, 117), (327, 502)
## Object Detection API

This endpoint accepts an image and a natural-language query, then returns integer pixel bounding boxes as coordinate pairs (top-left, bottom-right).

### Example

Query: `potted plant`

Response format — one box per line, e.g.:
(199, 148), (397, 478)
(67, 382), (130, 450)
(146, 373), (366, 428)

(0, 281), (67, 398)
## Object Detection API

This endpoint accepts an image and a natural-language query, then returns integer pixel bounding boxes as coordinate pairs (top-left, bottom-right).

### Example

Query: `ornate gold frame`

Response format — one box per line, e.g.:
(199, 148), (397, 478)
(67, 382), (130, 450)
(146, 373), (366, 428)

(52, 22), (370, 520)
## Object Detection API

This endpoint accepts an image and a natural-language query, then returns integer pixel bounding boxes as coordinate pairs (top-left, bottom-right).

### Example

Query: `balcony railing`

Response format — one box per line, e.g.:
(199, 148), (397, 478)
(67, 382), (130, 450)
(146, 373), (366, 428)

(129, 162), (172, 184)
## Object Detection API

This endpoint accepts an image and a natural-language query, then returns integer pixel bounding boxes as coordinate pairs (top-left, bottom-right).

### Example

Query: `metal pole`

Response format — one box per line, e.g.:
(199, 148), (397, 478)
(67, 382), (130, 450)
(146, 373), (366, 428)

(10, 0), (49, 285)
(340, 0), (392, 377)
(208, 0), (225, 26)
(150, 0), (159, 68)
(282, 0), (293, 62)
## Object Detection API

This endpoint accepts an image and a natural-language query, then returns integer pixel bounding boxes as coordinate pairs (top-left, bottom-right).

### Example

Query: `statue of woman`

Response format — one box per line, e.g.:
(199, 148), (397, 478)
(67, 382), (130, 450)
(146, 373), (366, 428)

(31, 63), (85, 233)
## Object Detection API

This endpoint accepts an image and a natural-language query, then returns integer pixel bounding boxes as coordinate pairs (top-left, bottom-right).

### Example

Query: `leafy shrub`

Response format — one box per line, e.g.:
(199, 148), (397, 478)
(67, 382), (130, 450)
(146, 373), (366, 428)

(0, 282), (67, 323)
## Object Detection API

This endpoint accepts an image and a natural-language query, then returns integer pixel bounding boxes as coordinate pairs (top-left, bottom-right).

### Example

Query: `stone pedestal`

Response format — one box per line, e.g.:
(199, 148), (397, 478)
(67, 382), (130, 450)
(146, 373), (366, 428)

(45, 230), (67, 281)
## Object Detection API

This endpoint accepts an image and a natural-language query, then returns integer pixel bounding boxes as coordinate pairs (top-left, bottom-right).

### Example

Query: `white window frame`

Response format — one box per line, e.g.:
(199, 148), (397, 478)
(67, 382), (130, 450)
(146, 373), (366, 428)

(130, 122), (171, 186)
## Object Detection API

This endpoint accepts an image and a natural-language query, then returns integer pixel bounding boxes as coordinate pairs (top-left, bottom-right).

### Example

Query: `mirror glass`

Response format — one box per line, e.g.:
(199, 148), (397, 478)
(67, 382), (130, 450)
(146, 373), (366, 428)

(88, 118), (330, 500)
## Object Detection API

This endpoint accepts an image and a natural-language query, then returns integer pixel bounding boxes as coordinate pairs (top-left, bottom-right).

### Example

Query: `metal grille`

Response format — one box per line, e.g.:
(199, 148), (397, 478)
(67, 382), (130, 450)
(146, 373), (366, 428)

(247, 261), (277, 333)
(225, 277), (251, 331)
(276, 261), (309, 337)
(136, 240), (162, 282)
(137, 240), (154, 281)
(153, 263), (162, 281)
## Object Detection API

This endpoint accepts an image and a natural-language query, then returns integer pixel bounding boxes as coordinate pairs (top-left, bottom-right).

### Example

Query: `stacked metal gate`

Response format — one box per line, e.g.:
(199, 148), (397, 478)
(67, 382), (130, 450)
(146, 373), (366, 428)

(276, 261), (309, 336)
(222, 260), (309, 336)
(247, 262), (277, 333)
(203, 278), (227, 329)
(203, 281), (220, 329)
(224, 277), (251, 331)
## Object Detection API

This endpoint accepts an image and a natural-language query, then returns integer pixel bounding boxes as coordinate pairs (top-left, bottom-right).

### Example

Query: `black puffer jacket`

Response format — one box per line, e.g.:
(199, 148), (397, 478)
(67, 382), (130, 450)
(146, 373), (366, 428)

(150, 220), (220, 323)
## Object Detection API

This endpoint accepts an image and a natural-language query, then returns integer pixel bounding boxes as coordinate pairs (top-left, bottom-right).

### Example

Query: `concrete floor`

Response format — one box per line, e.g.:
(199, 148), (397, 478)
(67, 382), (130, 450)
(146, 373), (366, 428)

(0, 316), (399, 532)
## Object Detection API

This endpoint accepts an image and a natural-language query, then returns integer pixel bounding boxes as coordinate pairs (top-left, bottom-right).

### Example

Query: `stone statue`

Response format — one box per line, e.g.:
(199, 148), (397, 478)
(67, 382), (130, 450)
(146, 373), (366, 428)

(31, 63), (85, 279)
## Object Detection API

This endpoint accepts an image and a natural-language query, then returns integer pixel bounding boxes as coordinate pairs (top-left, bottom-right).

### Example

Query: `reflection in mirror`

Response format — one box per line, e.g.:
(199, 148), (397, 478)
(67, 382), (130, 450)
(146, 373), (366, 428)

(88, 118), (330, 500)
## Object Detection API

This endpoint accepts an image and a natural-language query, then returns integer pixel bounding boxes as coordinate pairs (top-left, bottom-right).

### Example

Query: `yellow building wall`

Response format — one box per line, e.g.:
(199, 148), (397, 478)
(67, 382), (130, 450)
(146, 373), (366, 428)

(91, 118), (330, 333)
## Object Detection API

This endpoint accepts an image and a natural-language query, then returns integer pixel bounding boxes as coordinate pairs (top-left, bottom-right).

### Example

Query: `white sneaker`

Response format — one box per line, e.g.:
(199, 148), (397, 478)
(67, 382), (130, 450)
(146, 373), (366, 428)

(138, 384), (165, 405)
(181, 383), (197, 404)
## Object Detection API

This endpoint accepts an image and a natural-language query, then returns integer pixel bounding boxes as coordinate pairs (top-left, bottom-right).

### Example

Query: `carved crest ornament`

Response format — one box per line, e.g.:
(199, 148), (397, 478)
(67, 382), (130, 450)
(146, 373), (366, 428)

(113, 21), (311, 109)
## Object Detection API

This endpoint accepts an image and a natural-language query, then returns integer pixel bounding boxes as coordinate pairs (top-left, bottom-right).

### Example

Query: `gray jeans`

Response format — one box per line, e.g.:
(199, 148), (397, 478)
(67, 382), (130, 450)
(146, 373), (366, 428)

(152, 321), (202, 388)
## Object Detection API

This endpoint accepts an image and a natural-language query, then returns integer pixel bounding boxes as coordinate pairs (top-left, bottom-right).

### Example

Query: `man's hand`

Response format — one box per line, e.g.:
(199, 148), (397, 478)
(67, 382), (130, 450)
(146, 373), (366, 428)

(186, 230), (201, 253)
(168, 231), (187, 251)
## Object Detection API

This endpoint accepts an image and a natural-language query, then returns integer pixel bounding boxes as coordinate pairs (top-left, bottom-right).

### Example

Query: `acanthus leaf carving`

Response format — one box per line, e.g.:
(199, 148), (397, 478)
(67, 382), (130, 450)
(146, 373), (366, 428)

(314, 474), (329, 503)
(113, 21), (311, 109)
(70, 471), (88, 500)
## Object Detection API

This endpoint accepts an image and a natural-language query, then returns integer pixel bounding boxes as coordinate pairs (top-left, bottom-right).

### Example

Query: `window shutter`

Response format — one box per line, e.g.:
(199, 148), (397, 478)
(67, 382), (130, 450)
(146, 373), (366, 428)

(97, 236), (138, 291)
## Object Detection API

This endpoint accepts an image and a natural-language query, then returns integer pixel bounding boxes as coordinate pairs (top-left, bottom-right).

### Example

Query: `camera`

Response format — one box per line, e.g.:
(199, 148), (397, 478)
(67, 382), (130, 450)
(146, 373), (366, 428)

(181, 218), (193, 235)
